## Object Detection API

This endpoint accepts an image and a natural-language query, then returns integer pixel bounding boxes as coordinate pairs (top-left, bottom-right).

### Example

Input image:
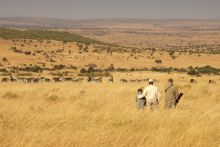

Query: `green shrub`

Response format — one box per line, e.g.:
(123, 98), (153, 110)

(80, 68), (87, 73)
(52, 64), (66, 70)
(2, 57), (8, 62)
(0, 68), (7, 72)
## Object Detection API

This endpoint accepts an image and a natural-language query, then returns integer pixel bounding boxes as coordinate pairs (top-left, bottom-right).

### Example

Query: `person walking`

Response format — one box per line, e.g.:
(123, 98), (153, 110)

(165, 78), (179, 109)
(141, 79), (161, 111)
(135, 88), (146, 110)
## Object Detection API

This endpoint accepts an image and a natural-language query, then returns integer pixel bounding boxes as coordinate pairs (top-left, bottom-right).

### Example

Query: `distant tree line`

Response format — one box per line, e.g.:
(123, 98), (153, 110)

(1, 63), (219, 76)
(78, 65), (220, 76)
(0, 28), (108, 45)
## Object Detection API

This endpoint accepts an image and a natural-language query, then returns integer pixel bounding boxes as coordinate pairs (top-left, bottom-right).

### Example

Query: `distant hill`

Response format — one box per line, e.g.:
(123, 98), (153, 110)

(1, 17), (220, 29)
(0, 17), (82, 28)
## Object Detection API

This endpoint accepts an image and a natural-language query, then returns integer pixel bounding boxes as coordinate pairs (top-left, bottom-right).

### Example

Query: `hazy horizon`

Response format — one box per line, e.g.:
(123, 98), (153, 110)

(0, 0), (220, 19)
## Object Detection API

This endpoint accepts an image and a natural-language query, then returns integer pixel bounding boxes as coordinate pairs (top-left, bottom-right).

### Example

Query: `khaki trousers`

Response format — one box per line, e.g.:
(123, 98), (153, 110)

(147, 100), (158, 111)
(165, 99), (176, 109)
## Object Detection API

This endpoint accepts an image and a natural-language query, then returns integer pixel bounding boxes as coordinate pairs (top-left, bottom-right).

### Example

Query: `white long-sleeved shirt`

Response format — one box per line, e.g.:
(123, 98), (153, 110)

(136, 92), (144, 99)
(142, 85), (161, 101)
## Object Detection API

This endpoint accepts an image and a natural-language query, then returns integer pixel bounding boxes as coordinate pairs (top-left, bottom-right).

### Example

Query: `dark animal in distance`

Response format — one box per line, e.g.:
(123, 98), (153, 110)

(72, 78), (84, 82)
(208, 80), (216, 84)
(87, 77), (102, 83)
(120, 79), (128, 83)
(108, 76), (114, 83)
(190, 79), (197, 84)
(1, 78), (10, 82)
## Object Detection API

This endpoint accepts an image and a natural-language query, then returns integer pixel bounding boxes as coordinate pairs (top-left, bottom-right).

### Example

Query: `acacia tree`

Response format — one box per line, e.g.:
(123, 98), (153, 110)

(169, 50), (176, 59)
(155, 59), (162, 66)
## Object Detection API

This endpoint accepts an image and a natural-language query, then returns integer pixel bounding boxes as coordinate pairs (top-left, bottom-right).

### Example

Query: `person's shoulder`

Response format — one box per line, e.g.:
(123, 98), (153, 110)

(170, 84), (178, 91)
(173, 84), (178, 88)
(144, 86), (150, 90)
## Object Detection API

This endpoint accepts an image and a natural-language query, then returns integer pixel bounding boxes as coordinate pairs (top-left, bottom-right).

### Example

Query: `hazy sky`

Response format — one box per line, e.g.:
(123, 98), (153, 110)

(0, 0), (219, 19)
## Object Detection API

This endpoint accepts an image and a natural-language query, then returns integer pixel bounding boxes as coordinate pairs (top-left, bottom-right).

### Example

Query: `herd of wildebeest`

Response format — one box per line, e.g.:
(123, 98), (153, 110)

(0, 75), (217, 84)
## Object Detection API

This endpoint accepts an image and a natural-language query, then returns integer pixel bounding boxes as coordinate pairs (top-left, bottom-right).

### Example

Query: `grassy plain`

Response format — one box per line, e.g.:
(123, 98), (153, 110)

(0, 20), (220, 147)
(0, 72), (220, 147)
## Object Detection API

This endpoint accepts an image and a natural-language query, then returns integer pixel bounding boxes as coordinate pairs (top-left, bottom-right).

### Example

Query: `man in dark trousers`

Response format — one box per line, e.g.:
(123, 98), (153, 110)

(165, 78), (179, 109)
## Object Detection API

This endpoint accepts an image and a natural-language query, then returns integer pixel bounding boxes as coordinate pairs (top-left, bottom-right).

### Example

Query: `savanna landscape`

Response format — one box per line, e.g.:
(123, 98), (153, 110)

(0, 18), (220, 147)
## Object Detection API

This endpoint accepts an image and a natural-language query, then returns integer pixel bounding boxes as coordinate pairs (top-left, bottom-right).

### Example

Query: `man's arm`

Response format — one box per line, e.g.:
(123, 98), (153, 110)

(141, 87), (148, 98)
(175, 86), (179, 99)
(157, 88), (161, 102)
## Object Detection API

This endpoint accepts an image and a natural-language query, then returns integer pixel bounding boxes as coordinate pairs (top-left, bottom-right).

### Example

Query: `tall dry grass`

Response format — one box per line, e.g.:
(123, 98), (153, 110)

(0, 75), (219, 147)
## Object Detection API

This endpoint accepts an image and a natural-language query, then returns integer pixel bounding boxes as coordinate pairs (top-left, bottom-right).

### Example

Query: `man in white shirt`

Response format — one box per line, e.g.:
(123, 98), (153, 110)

(142, 79), (161, 111)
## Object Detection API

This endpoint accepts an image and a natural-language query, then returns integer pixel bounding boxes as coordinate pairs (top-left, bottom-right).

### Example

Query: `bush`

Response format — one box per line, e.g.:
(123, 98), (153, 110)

(105, 64), (115, 71)
(11, 47), (23, 53)
(24, 51), (32, 55)
(67, 65), (77, 70)
(0, 68), (7, 72)
(87, 63), (97, 68)
(52, 64), (65, 70)
(196, 65), (219, 75)
(16, 65), (43, 73)
(155, 59), (162, 65)
(2, 57), (8, 62)
(187, 66), (220, 75)
(151, 67), (173, 73)
(187, 68), (199, 75)
(80, 68), (87, 73)
(169, 50), (175, 57)
(2, 92), (19, 99)
(88, 67), (95, 73)
(174, 68), (187, 73)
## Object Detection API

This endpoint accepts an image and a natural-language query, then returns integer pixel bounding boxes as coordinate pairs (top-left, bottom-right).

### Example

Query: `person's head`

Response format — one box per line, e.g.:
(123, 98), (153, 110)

(148, 79), (154, 85)
(168, 78), (173, 84)
(137, 88), (143, 93)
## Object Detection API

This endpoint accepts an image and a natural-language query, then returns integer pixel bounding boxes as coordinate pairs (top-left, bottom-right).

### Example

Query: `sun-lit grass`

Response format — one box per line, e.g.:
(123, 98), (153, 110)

(0, 73), (219, 147)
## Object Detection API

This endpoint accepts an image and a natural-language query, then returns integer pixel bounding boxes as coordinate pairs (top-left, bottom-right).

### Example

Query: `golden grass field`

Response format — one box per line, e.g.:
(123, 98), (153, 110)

(1, 39), (220, 70)
(0, 72), (220, 147)
(0, 20), (220, 147)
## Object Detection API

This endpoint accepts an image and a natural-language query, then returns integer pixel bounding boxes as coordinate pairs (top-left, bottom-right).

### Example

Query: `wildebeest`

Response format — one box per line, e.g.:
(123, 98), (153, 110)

(26, 78), (34, 83)
(129, 79), (149, 83)
(190, 79), (197, 84)
(130, 79), (144, 83)
(108, 76), (114, 83)
(16, 78), (28, 83)
(9, 75), (18, 82)
(57, 77), (72, 82)
(130, 79), (138, 83)
(1, 78), (10, 82)
(53, 77), (62, 82)
(208, 80), (216, 84)
(120, 79), (128, 83)
(87, 77), (102, 83)
(33, 78), (39, 83)
(36, 77), (52, 83)
(1, 75), (19, 82)
(44, 78), (51, 82)
(38, 77), (46, 83)
(64, 77), (76, 82)
(72, 78), (84, 82)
